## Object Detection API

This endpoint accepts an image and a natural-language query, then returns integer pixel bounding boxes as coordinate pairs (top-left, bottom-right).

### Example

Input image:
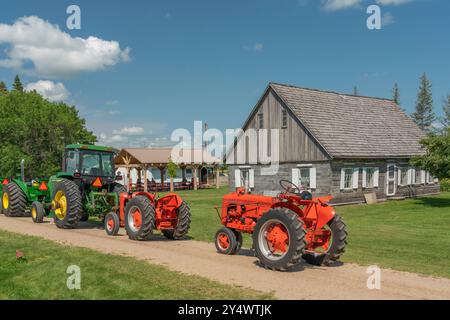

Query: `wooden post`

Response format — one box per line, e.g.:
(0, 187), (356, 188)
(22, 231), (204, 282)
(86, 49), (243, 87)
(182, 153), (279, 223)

(215, 165), (220, 189)
(192, 165), (198, 190)
(181, 165), (187, 182)
(143, 165), (148, 192)
(126, 167), (131, 192)
(160, 166), (165, 191)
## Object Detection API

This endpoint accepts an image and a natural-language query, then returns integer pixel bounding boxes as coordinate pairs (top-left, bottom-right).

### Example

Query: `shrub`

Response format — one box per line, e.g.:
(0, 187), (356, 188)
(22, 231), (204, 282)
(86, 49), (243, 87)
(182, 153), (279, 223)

(440, 178), (450, 192)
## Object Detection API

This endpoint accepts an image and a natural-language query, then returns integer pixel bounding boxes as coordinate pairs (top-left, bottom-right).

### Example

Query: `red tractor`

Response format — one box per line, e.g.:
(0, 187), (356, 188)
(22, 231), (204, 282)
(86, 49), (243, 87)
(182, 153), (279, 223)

(215, 180), (348, 271)
(104, 191), (191, 241)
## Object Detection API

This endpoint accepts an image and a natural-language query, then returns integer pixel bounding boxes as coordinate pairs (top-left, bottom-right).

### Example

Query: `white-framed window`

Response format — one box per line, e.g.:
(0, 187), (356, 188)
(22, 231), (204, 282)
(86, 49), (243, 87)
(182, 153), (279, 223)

(292, 165), (316, 190)
(340, 168), (358, 190)
(414, 168), (422, 185)
(257, 113), (264, 129)
(426, 172), (434, 184)
(362, 167), (379, 189)
(282, 109), (288, 128)
(234, 167), (254, 190)
(398, 167), (409, 186)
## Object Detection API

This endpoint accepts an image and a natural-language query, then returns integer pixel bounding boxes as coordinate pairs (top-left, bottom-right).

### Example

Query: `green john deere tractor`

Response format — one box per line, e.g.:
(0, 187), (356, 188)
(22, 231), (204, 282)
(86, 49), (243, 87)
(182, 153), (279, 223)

(1, 160), (51, 219)
(46, 144), (126, 229)
(1, 144), (126, 229)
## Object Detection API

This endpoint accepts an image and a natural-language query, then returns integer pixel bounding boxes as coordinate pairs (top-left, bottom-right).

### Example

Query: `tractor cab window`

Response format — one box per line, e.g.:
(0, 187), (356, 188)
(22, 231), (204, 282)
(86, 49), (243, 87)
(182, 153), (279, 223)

(65, 150), (79, 174)
(80, 151), (115, 177)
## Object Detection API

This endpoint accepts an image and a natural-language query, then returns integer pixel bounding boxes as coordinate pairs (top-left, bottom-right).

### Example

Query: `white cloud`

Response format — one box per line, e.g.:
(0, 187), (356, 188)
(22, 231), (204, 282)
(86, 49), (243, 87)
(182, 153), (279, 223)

(322, 0), (362, 11)
(382, 12), (395, 26)
(244, 43), (264, 52)
(112, 126), (144, 136)
(377, 0), (412, 5)
(0, 16), (130, 78)
(108, 110), (121, 115)
(25, 80), (69, 102)
(106, 100), (119, 106)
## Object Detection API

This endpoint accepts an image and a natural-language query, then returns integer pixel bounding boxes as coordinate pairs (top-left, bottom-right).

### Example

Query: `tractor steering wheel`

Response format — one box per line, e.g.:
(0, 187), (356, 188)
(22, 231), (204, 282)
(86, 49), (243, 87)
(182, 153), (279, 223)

(279, 180), (301, 195)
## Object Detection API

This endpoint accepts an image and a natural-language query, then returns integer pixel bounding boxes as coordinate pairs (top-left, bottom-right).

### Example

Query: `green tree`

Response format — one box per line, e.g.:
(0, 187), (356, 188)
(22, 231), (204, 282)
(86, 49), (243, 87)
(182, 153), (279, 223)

(392, 83), (400, 105)
(0, 90), (96, 178)
(13, 75), (24, 92)
(411, 128), (450, 180)
(441, 95), (450, 129)
(412, 73), (435, 132)
(0, 81), (7, 95)
(167, 158), (178, 192)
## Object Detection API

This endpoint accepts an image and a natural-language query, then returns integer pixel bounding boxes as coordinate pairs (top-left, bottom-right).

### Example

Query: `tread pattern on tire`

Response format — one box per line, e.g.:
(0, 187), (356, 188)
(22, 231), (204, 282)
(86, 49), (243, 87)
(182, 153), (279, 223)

(125, 195), (155, 241)
(3, 183), (27, 217)
(253, 208), (306, 271)
(162, 201), (191, 240)
(53, 179), (82, 229)
(32, 201), (45, 223)
(327, 214), (348, 263)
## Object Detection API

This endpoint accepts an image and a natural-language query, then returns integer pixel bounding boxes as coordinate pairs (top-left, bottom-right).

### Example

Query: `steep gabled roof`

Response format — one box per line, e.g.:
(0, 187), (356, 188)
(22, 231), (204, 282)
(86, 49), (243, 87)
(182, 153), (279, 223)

(269, 83), (426, 158)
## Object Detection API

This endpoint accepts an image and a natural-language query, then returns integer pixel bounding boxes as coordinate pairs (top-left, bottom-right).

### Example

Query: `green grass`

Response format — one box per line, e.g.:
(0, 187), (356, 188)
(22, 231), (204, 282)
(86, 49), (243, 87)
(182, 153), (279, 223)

(0, 230), (272, 300)
(177, 188), (450, 278)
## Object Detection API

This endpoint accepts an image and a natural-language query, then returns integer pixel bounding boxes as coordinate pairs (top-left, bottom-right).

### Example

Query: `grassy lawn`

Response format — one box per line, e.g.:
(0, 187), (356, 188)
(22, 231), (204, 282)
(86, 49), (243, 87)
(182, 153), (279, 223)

(0, 230), (272, 300)
(177, 188), (450, 278)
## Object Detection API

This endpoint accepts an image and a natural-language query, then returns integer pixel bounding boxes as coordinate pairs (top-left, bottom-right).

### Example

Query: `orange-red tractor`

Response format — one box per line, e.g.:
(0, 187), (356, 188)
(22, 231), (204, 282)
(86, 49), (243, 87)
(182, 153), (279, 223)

(105, 191), (191, 241)
(215, 180), (347, 271)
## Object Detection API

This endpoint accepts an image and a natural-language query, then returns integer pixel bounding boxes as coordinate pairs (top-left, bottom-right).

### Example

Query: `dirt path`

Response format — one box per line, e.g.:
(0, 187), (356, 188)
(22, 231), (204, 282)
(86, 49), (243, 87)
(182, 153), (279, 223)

(1, 215), (449, 300)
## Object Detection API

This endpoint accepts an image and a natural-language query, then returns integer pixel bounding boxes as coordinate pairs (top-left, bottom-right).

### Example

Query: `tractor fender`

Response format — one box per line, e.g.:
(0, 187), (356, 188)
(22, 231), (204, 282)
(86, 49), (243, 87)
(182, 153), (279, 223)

(271, 202), (304, 217)
(315, 204), (336, 230)
(157, 193), (183, 209)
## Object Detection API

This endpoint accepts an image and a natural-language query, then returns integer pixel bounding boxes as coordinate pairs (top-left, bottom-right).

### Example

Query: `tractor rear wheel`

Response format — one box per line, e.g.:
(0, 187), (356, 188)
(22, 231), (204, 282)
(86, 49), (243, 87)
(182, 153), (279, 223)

(112, 183), (127, 197)
(104, 212), (120, 236)
(233, 230), (243, 254)
(2, 183), (27, 217)
(31, 201), (45, 223)
(215, 227), (238, 255)
(124, 195), (155, 241)
(253, 208), (306, 271)
(162, 201), (191, 240)
(302, 214), (348, 266)
(52, 179), (82, 229)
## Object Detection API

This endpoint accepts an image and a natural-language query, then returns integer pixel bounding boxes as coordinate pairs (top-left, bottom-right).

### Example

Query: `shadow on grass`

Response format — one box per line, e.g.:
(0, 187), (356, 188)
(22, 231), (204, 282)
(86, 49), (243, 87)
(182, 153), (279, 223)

(415, 196), (450, 208)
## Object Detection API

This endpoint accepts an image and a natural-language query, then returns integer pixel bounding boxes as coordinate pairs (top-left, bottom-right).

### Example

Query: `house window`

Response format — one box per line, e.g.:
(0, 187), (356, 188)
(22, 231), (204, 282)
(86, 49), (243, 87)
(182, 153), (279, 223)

(366, 168), (374, 188)
(415, 169), (421, 185)
(258, 113), (264, 129)
(299, 168), (310, 189)
(282, 109), (288, 128)
(399, 167), (408, 186)
(344, 168), (354, 190)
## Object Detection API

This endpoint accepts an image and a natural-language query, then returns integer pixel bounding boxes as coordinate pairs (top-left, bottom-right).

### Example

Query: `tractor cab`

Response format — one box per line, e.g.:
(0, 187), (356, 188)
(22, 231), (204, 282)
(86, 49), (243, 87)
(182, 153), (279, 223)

(62, 144), (117, 186)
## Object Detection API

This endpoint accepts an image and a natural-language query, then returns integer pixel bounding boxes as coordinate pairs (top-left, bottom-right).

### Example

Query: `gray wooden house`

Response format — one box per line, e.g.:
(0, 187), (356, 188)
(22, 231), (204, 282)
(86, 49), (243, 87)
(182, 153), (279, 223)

(227, 83), (440, 205)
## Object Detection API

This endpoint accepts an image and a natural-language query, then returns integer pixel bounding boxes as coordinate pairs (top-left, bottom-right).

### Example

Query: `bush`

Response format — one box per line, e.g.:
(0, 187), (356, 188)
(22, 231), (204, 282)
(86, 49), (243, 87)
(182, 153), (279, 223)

(440, 178), (450, 192)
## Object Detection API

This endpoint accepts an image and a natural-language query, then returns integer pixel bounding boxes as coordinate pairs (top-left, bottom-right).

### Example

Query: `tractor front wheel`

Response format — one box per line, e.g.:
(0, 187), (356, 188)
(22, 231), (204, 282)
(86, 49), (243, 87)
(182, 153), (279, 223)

(2, 183), (27, 217)
(124, 196), (155, 241)
(253, 208), (306, 271)
(31, 201), (45, 223)
(302, 214), (348, 266)
(104, 212), (120, 236)
(162, 201), (191, 240)
(52, 179), (82, 229)
(215, 227), (239, 255)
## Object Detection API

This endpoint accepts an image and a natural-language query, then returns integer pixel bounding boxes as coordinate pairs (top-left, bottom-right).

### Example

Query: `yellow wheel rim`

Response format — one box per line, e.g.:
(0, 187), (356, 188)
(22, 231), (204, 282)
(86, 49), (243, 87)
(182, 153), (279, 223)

(54, 191), (68, 220)
(2, 193), (9, 210)
(31, 207), (37, 220)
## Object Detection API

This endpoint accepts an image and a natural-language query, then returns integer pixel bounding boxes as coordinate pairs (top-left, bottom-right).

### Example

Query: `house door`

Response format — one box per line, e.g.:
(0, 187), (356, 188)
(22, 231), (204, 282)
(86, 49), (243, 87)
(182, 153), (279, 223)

(386, 164), (397, 196)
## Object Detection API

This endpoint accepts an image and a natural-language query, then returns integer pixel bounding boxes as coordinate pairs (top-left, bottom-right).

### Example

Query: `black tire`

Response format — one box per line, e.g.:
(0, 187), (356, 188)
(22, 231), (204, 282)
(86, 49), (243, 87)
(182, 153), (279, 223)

(162, 201), (191, 240)
(302, 214), (348, 266)
(232, 230), (243, 254)
(2, 183), (27, 217)
(124, 195), (155, 241)
(52, 179), (82, 229)
(31, 201), (45, 223)
(112, 183), (127, 197)
(104, 212), (120, 236)
(253, 208), (306, 271)
(215, 227), (238, 255)
(79, 212), (89, 222)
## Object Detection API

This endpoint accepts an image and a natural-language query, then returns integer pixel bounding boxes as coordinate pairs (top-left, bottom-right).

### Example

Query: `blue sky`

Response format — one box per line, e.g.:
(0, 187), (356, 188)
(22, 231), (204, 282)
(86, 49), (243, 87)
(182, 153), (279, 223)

(0, 0), (448, 147)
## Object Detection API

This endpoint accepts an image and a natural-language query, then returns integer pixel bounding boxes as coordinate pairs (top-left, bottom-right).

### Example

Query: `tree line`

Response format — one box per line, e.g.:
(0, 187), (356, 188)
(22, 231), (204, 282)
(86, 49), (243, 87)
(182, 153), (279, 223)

(0, 75), (96, 178)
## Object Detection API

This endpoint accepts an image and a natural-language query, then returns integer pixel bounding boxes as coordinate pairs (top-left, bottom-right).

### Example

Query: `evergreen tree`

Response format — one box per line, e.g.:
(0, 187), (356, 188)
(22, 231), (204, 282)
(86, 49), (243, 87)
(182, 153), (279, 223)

(13, 75), (24, 92)
(353, 86), (359, 96)
(392, 83), (400, 105)
(442, 95), (450, 129)
(412, 73), (435, 132)
(0, 81), (7, 94)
